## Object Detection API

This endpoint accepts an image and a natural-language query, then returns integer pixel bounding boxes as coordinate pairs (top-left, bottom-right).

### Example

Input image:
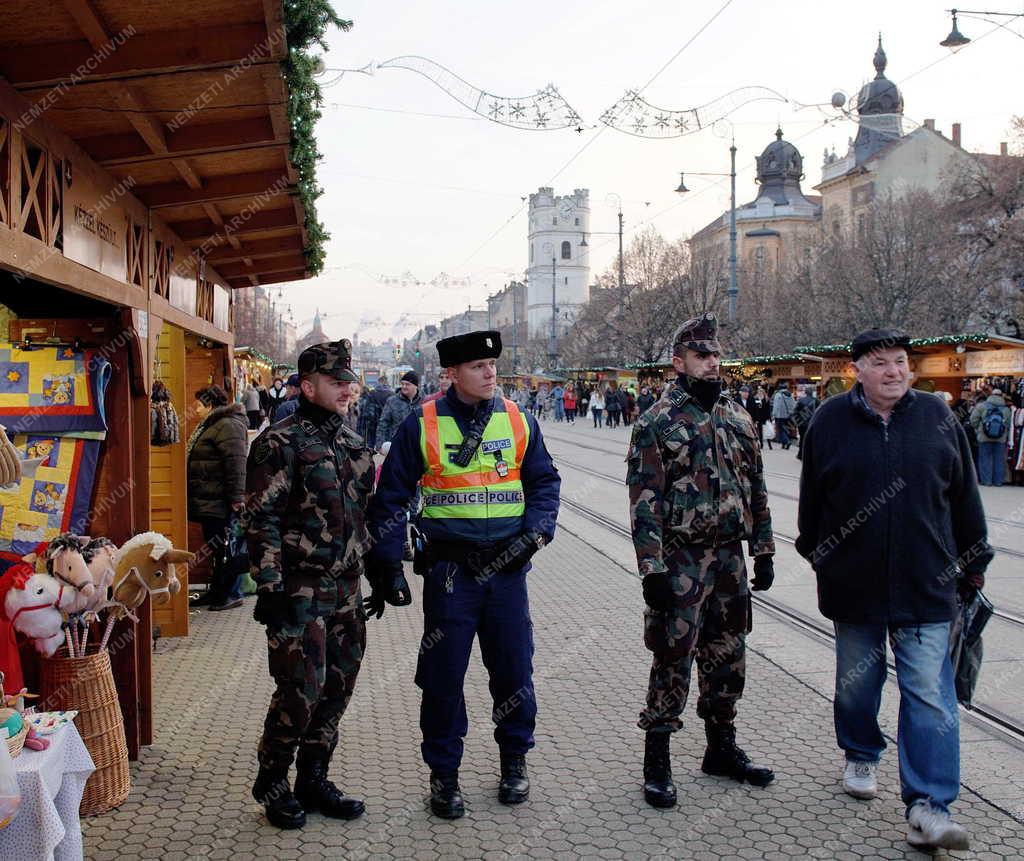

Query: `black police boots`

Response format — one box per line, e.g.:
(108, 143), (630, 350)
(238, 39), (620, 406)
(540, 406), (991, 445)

(643, 732), (677, 808)
(498, 752), (530, 804)
(294, 760), (366, 820)
(701, 723), (774, 787)
(430, 771), (465, 819)
(252, 767), (306, 829)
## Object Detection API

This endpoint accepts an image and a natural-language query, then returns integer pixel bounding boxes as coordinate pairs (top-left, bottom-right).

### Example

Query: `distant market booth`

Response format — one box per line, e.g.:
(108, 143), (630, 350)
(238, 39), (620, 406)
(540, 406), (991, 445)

(0, 0), (325, 792)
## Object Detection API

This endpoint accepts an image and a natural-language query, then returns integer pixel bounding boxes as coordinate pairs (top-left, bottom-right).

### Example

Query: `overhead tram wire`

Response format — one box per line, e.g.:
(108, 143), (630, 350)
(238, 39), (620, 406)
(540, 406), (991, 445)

(453, 0), (739, 273)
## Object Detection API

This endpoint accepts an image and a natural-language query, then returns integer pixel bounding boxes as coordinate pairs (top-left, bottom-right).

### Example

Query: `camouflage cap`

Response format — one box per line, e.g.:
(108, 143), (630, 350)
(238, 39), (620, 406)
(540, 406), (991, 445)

(297, 339), (358, 382)
(673, 312), (721, 353)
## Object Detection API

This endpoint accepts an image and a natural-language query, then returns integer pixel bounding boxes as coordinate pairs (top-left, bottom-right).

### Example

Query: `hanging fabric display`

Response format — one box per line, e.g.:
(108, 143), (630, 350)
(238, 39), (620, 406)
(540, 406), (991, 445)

(150, 381), (180, 447)
(0, 345), (110, 555)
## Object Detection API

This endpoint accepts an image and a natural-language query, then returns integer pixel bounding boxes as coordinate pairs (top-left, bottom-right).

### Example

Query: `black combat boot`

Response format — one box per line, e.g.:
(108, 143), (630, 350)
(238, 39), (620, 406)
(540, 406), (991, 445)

(429, 771), (465, 819)
(498, 752), (530, 804)
(294, 760), (365, 820)
(701, 723), (774, 787)
(643, 732), (677, 808)
(252, 767), (306, 829)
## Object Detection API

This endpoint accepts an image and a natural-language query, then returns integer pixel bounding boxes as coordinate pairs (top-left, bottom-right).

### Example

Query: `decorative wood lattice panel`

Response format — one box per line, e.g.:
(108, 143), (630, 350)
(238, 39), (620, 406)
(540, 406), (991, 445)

(17, 139), (47, 242)
(47, 157), (62, 250)
(153, 239), (172, 299)
(196, 278), (215, 323)
(126, 218), (145, 286)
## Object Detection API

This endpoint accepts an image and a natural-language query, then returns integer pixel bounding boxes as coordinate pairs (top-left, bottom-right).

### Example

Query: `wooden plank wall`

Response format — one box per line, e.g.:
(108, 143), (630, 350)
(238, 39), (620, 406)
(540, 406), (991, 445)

(150, 321), (188, 637)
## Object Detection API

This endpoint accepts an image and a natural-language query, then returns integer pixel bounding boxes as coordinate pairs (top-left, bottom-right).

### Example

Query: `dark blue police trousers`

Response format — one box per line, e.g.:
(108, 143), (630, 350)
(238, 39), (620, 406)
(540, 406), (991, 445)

(415, 560), (536, 774)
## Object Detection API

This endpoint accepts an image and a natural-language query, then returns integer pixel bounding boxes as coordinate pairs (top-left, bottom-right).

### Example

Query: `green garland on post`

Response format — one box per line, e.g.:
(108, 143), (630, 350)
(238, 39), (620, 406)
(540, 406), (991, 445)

(280, 2), (352, 276)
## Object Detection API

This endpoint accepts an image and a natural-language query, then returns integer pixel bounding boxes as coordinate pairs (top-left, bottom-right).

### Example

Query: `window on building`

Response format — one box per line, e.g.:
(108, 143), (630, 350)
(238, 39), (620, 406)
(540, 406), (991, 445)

(561, 241), (571, 260)
(857, 214), (866, 242)
(530, 243), (534, 262)
(552, 216), (557, 225)
(574, 217), (580, 226)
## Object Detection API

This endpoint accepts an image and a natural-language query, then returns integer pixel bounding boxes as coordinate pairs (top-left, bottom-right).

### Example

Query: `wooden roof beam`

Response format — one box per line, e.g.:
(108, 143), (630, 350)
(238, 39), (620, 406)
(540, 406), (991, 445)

(206, 236), (305, 264)
(216, 254), (308, 280)
(84, 117), (282, 166)
(5, 23), (274, 90)
(227, 270), (307, 289)
(169, 208), (299, 241)
(137, 170), (292, 208)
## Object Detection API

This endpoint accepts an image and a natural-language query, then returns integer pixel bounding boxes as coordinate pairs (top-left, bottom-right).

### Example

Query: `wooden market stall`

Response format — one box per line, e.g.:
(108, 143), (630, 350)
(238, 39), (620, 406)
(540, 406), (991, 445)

(0, 0), (317, 759)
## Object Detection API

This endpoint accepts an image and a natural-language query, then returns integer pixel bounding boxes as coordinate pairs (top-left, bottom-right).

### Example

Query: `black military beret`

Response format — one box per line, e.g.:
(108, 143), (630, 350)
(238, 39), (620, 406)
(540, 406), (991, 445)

(298, 339), (358, 382)
(850, 328), (911, 361)
(436, 330), (502, 368)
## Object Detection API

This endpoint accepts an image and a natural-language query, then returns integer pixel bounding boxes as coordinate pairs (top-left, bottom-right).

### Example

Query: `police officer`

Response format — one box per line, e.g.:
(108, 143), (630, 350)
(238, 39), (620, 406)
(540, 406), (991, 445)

(247, 339), (410, 829)
(626, 313), (776, 809)
(366, 330), (561, 819)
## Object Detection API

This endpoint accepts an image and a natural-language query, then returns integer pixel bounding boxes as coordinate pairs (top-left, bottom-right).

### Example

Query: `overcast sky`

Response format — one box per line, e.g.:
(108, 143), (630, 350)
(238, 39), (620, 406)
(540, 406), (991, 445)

(274, 0), (1024, 344)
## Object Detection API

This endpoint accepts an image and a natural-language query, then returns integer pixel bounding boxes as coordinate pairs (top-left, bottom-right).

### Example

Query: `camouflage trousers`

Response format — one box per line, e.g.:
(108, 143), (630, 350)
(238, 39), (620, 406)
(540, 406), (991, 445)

(638, 541), (750, 733)
(258, 597), (366, 772)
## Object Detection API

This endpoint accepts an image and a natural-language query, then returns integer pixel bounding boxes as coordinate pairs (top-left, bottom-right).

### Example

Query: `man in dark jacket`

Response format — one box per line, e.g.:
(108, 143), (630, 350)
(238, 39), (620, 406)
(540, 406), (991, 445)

(358, 379), (392, 446)
(272, 373), (301, 423)
(796, 328), (992, 852)
(636, 386), (655, 416)
(792, 385), (818, 459)
(375, 371), (421, 450)
(187, 386), (248, 610)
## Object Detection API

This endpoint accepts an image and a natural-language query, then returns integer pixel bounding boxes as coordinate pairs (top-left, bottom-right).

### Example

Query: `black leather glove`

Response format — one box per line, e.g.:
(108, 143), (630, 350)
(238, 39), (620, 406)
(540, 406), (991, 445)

(253, 591), (294, 628)
(642, 572), (674, 612)
(470, 531), (544, 577)
(363, 559), (413, 620)
(751, 555), (775, 591)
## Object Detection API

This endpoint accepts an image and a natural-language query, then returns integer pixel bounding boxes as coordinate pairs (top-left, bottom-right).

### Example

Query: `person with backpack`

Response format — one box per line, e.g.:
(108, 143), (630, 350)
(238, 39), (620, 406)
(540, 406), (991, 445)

(793, 385), (819, 459)
(970, 388), (1011, 486)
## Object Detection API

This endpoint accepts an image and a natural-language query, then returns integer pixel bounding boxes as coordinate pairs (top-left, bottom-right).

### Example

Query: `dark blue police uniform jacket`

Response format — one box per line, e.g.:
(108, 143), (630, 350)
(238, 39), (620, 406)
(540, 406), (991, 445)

(367, 386), (561, 772)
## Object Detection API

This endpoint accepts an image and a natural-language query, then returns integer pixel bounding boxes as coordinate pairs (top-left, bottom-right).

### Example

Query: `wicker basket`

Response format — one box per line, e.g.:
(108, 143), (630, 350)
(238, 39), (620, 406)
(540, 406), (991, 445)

(40, 647), (130, 815)
(0, 709), (27, 759)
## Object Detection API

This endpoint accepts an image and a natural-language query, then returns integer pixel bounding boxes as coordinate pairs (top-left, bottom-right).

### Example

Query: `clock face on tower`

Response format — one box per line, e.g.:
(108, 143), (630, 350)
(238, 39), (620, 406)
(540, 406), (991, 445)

(558, 200), (574, 221)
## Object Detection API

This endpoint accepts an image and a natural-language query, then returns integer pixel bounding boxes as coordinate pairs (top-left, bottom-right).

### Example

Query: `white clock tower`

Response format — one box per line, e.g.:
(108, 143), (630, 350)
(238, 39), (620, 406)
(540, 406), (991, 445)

(526, 187), (590, 341)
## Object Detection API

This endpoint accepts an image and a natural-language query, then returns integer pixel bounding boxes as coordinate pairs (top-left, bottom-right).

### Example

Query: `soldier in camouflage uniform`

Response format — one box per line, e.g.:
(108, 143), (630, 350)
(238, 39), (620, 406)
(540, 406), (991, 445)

(626, 312), (776, 809)
(247, 339), (411, 829)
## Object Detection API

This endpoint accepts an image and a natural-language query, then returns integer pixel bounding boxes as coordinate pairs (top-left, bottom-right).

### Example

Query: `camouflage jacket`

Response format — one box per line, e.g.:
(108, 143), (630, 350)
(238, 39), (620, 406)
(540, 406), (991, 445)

(246, 400), (375, 605)
(627, 381), (774, 575)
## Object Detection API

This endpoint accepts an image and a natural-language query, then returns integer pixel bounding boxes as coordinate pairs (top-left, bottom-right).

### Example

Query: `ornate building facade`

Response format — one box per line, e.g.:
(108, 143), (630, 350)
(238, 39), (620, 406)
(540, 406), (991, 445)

(689, 128), (822, 288)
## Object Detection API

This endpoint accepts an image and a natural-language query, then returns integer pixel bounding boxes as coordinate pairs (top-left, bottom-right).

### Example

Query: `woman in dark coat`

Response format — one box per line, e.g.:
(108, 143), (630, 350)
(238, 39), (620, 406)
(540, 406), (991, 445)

(187, 384), (248, 610)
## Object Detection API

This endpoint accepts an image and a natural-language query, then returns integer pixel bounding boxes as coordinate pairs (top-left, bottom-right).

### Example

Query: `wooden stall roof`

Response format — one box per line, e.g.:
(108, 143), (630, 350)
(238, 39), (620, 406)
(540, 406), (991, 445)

(0, 0), (311, 289)
(793, 333), (1024, 358)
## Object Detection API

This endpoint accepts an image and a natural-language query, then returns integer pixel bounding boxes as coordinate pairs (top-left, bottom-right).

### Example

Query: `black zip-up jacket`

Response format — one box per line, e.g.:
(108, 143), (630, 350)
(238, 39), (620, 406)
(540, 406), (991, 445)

(796, 385), (992, 625)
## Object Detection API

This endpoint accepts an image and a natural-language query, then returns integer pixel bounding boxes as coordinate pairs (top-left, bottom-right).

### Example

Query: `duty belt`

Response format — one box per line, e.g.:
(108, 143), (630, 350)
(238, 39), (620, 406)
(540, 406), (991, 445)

(422, 538), (502, 564)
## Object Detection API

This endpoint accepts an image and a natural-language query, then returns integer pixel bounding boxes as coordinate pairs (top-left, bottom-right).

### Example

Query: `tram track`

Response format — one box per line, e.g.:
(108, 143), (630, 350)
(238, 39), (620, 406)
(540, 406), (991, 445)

(552, 452), (1024, 629)
(556, 492), (1024, 749)
(546, 434), (1024, 561)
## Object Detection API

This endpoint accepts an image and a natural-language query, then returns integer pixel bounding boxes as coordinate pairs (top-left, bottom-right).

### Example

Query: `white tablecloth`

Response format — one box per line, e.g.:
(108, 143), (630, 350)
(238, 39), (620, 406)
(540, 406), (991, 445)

(0, 724), (95, 861)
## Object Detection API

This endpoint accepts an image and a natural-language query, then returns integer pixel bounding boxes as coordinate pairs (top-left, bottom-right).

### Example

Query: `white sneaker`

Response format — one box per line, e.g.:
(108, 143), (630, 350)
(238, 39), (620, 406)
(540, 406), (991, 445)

(842, 760), (878, 799)
(906, 802), (970, 850)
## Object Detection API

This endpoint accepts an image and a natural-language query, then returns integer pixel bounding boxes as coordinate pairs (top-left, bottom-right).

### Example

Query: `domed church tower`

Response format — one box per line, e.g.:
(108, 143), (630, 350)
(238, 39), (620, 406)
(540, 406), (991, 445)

(852, 35), (905, 165)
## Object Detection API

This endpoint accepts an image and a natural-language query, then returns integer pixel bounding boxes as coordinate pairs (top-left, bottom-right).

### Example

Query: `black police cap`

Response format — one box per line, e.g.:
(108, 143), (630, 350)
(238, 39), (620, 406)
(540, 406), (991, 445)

(436, 330), (502, 368)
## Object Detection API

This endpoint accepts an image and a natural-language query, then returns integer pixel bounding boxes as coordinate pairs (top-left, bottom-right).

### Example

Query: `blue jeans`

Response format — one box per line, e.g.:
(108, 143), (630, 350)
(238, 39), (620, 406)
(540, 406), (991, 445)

(416, 562), (535, 773)
(977, 440), (1005, 486)
(834, 621), (959, 814)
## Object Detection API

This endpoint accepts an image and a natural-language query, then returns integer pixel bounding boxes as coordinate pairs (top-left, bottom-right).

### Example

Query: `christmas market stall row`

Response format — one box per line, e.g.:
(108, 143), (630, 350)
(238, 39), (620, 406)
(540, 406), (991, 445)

(623, 334), (1024, 402)
(0, 0), (328, 805)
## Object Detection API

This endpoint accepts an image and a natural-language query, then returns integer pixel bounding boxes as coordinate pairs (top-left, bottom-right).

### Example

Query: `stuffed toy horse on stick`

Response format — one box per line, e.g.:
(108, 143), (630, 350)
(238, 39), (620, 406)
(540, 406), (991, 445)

(0, 564), (78, 657)
(98, 533), (192, 651)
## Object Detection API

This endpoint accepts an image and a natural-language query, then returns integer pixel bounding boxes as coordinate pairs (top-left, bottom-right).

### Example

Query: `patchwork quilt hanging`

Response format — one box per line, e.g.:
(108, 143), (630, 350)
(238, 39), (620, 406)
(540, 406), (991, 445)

(0, 344), (111, 554)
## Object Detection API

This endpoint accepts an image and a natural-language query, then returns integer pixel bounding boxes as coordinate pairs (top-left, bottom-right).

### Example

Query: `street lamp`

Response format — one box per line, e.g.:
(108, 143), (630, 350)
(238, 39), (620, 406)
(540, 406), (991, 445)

(940, 8), (1024, 48)
(675, 140), (739, 322)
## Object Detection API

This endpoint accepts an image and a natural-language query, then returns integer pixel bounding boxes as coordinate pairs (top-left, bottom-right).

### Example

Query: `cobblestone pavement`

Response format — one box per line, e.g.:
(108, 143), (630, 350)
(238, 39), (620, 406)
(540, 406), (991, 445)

(83, 519), (1024, 860)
